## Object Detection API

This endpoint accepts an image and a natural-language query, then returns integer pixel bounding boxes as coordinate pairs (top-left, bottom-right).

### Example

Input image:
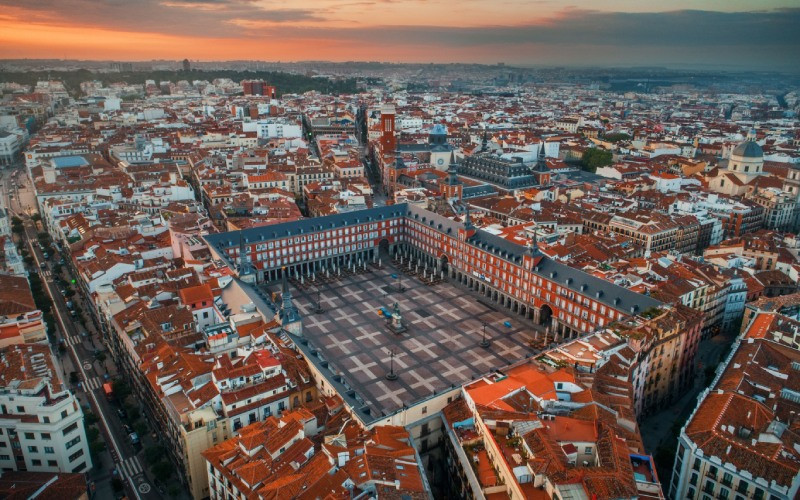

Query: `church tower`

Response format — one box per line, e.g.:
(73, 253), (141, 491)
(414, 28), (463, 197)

(442, 152), (463, 201)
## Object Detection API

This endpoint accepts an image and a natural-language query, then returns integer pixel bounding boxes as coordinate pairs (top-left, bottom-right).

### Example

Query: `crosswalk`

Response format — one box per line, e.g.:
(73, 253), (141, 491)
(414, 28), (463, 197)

(83, 376), (103, 391)
(65, 335), (82, 346)
(119, 456), (144, 479)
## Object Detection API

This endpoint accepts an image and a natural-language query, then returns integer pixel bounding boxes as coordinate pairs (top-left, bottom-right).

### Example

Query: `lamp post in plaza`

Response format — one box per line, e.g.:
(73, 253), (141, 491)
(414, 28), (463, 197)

(385, 348), (398, 381)
(480, 322), (491, 348)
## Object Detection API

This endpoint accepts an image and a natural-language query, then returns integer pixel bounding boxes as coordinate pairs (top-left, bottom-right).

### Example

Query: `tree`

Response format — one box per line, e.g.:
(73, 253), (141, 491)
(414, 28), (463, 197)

(84, 411), (99, 426)
(603, 132), (630, 143)
(112, 379), (132, 400)
(134, 420), (148, 437)
(31, 213), (41, 222)
(111, 477), (124, 492)
(580, 148), (613, 173)
(151, 460), (173, 482)
(144, 445), (166, 465)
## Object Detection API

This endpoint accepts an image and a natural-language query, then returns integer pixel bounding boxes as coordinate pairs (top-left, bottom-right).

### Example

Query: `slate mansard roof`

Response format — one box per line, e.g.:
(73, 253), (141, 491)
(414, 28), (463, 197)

(204, 204), (662, 315)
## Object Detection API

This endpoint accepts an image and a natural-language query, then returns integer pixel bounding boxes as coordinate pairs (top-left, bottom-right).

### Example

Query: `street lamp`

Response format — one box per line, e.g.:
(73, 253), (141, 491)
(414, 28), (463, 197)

(385, 348), (398, 381)
(480, 322), (491, 348)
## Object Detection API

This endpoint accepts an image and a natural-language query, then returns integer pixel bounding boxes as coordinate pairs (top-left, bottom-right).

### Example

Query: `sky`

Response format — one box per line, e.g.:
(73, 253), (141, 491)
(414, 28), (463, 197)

(1, 0), (799, 71)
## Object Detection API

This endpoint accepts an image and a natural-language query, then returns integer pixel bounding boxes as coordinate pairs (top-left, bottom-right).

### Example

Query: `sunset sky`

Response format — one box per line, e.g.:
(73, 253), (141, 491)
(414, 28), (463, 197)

(1, 1), (799, 70)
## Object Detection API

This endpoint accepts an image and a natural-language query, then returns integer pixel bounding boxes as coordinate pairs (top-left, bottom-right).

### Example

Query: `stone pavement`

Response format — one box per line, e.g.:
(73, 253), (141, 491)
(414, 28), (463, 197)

(291, 263), (538, 417)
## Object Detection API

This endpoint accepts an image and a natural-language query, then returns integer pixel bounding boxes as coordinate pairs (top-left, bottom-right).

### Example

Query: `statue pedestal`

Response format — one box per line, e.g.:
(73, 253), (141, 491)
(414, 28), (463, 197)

(386, 313), (407, 335)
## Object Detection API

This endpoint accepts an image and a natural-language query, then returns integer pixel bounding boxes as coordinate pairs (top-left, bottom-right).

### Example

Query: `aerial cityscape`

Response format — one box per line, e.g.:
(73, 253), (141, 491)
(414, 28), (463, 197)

(0, 2), (799, 500)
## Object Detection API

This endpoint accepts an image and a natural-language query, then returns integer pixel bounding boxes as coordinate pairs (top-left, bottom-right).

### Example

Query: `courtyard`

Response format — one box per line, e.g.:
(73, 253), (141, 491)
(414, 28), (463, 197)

(286, 263), (541, 418)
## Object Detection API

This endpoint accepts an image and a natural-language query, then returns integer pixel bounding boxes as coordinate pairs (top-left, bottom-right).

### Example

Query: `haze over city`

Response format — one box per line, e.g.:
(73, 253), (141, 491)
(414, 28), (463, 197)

(1, 1), (800, 500)
(1, 0), (799, 70)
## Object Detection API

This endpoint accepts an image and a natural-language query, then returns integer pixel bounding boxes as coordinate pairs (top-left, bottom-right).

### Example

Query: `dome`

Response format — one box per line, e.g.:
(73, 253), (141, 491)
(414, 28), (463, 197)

(430, 124), (447, 135)
(731, 139), (763, 159)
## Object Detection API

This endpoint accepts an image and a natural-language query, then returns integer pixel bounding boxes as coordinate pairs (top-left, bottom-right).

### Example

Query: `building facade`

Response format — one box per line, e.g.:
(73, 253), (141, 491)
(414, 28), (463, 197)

(205, 204), (661, 340)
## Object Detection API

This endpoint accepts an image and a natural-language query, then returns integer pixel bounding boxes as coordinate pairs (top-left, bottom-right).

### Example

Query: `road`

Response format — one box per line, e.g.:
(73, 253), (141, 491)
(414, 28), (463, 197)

(5, 164), (159, 500)
(640, 329), (737, 483)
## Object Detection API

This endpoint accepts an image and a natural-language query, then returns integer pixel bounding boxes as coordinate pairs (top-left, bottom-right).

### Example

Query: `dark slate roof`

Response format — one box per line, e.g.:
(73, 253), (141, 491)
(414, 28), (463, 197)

(533, 258), (662, 315)
(732, 140), (763, 159)
(206, 204), (662, 314)
(462, 184), (497, 199)
(396, 143), (453, 153)
(204, 204), (408, 254)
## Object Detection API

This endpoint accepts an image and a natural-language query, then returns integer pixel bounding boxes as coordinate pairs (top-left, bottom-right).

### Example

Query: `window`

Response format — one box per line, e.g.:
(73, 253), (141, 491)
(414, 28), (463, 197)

(65, 437), (81, 449)
(752, 489), (764, 500)
(47, 460), (57, 466)
(44, 447), (54, 454)
(24, 432), (34, 440)
(28, 446), (38, 453)
(61, 410), (68, 419)
(690, 473), (698, 486)
(722, 472), (732, 487)
(584, 447), (592, 454)
(32, 459), (41, 466)
(62, 423), (78, 436)
(736, 480), (748, 493)
(41, 433), (51, 441)
(422, 406), (427, 415)
(68, 449), (84, 462)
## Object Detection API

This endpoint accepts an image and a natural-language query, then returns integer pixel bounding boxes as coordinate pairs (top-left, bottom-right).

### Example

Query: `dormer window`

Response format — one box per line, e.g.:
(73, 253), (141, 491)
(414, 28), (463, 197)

(161, 322), (172, 331)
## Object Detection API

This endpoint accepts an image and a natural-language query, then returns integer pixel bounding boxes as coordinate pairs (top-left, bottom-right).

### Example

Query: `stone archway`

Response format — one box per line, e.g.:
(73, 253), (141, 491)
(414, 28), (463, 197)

(378, 238), (390, 255)
(439, 254), (449, 272)
(539, 304), (553, 326)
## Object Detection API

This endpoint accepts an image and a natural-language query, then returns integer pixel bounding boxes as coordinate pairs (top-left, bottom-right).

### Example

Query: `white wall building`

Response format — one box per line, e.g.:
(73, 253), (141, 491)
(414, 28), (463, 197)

(0, 344), (92, 474)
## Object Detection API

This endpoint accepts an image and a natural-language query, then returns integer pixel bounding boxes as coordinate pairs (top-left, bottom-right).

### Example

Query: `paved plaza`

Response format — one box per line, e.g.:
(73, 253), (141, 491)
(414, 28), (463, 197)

(290, 264), (538, 417)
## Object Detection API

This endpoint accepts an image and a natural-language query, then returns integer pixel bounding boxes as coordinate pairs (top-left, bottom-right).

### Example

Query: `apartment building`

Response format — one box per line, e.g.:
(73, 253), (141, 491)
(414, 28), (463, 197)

(0, 344), (92, 474)
(669, 312), (800, 499)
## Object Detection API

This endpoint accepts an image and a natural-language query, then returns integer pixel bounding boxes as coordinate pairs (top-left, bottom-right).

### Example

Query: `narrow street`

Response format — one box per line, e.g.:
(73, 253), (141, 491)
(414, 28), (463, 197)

(640, 330), (737, 483)
(5, 164), (162, 500)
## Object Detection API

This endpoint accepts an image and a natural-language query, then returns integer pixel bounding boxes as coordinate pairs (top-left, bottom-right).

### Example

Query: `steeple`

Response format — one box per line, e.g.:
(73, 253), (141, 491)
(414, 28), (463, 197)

(446, 151), (459, 185)
(532, 140), (549, 173)
(528, 226), (541, 256)
(464, 204), (473, 229)
(480, 130), (489, 153)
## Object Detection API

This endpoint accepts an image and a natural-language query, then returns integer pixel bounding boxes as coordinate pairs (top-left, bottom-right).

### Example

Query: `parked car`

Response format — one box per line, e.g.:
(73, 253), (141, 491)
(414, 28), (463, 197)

(116, 407), (127, 419)
(129, 432), (140, 446)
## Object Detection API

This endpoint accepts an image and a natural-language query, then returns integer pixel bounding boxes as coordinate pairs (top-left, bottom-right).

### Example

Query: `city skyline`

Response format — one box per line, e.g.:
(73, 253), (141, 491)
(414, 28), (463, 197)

(1, 1), (799, 71)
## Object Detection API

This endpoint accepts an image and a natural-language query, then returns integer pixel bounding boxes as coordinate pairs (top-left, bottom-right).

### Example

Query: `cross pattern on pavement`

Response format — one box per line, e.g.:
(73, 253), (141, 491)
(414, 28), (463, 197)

(292, 263), (536, 417)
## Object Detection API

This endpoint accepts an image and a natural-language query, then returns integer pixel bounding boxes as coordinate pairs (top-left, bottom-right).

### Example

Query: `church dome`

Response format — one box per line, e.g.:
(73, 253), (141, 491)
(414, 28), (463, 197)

(731, 139), (763, 159)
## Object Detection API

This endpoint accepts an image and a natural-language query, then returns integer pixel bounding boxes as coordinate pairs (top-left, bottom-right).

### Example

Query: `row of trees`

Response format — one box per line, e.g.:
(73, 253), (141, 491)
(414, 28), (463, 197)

(0, 68), (360, 97)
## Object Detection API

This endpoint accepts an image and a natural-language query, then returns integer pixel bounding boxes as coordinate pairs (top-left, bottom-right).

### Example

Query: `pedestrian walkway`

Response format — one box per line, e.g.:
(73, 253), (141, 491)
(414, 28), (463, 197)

(84, 376), (103, 391)
(65, 334), (82, 346)
(119, 456), (144, 479)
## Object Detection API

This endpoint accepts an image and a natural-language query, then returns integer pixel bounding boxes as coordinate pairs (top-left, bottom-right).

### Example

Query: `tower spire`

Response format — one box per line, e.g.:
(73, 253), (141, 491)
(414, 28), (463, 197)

(528, 225), (541, 256)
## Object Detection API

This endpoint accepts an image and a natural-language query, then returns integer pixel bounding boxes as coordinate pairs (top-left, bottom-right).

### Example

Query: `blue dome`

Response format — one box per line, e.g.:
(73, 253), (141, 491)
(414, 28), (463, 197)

(732, 140), (763, 159)
(430, 124), (447, 135)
